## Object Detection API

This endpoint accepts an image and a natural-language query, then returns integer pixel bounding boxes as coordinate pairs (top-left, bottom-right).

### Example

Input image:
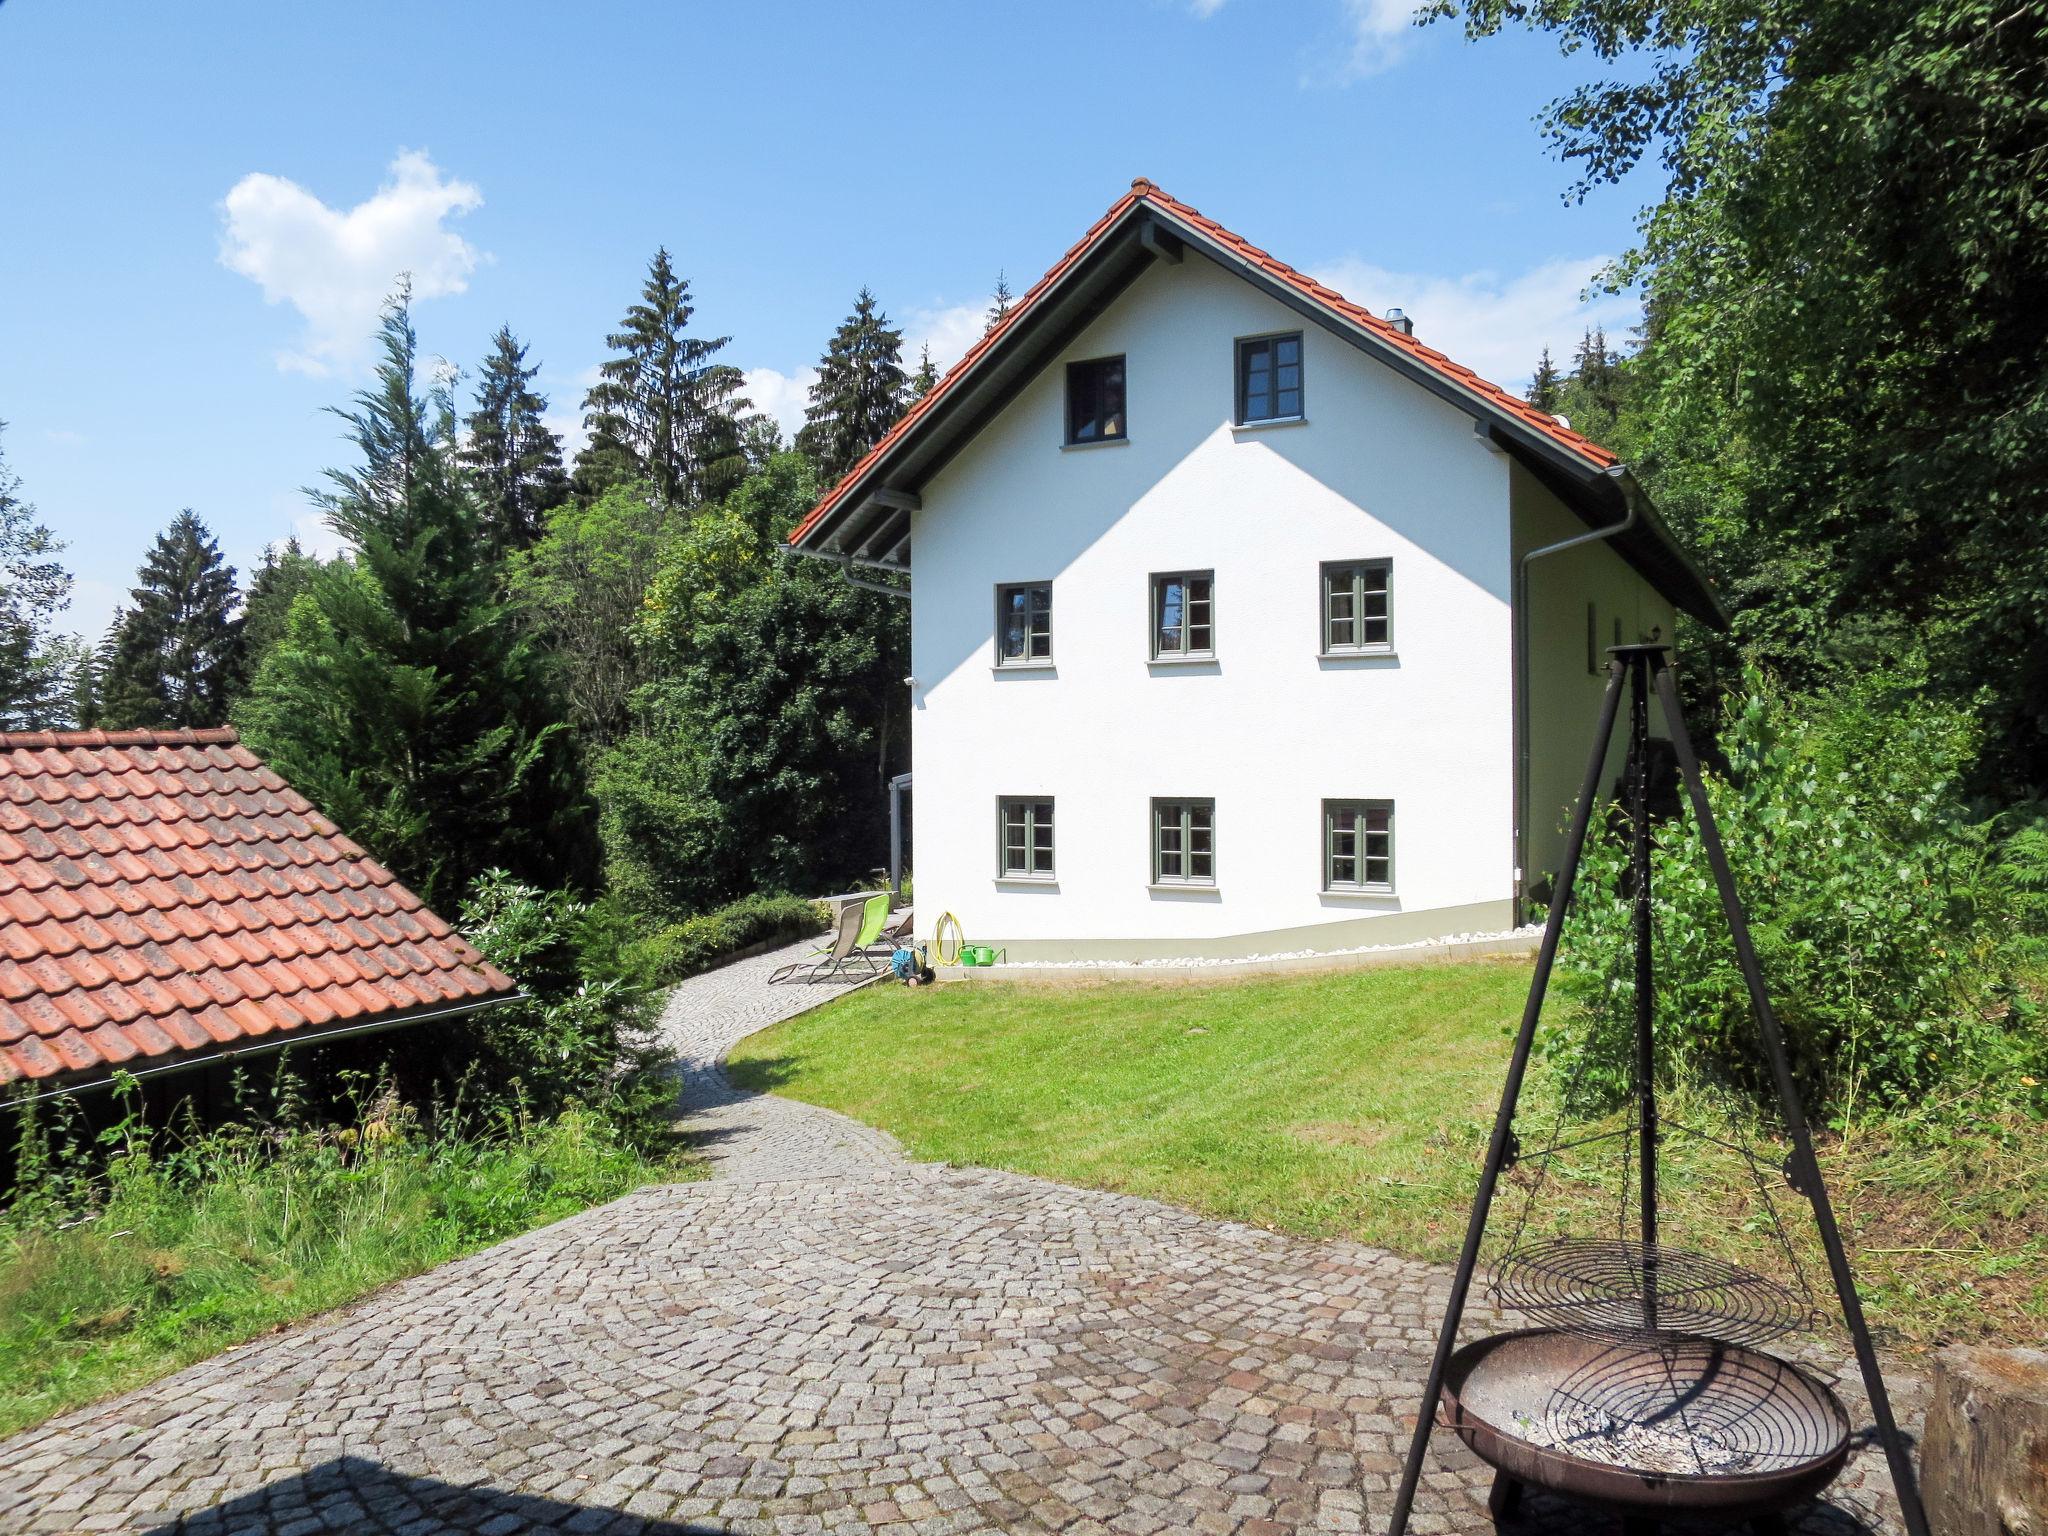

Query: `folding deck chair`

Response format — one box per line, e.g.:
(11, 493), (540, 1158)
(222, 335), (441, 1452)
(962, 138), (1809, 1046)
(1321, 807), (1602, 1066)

(769, 894), (889, 984)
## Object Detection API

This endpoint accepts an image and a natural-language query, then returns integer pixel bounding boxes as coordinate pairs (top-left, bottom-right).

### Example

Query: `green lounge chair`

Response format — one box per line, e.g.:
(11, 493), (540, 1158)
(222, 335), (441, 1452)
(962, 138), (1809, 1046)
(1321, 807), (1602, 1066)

(770, 894), (888, 984)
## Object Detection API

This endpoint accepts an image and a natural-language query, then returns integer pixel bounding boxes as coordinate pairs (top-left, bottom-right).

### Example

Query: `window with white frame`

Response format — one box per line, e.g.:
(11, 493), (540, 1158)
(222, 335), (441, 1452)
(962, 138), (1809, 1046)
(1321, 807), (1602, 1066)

(1152, 798), (1215, 886)
(1323, 799), (1394, 892)
(1151, 570), (1215, 658)
(1237, 332), (1303, 423)
(996, 583), (1053, 666)
(1322, 560), (1392, 653)
(998, 797), (1055, 879)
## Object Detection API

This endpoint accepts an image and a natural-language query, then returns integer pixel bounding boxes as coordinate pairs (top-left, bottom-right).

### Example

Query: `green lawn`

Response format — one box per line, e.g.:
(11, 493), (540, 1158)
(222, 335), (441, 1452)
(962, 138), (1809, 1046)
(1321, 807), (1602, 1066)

(730, 960), (1533, 1258)
(728, 960), (2046, 1350)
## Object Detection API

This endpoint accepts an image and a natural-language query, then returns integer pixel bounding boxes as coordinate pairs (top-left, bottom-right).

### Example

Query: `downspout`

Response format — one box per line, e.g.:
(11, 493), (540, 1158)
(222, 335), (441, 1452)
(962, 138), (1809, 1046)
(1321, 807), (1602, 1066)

(1512, 462), (1640, 924)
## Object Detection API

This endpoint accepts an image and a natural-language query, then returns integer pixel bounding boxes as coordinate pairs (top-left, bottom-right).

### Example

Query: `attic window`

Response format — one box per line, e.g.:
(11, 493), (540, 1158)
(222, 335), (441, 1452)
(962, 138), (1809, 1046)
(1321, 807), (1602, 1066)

(1066, 356), (1126, 444)
(1237, 333), (1302, 423)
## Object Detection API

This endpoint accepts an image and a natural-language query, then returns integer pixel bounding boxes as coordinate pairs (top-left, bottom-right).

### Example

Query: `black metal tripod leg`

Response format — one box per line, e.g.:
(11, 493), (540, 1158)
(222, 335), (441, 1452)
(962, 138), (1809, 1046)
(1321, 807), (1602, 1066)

(1384, 659), (1630, 1536)
(1652, 663), (1931, 1536)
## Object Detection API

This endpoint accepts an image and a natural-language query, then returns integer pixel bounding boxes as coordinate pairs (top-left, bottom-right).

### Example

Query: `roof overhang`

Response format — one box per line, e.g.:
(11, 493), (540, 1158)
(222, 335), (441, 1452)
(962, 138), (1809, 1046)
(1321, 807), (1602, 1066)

(9, 993), (522, 1103)
(789, 187), (1726, 630)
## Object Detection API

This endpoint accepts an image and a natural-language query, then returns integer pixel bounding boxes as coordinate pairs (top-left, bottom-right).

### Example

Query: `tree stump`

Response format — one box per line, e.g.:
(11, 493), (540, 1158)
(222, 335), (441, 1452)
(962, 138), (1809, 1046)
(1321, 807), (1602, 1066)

(1922, 1344), (2048, 1536)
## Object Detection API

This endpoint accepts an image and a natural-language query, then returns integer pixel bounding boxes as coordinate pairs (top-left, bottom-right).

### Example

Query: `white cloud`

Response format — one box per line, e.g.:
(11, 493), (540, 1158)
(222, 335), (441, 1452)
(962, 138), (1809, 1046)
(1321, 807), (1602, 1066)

(742, 366), (818, 445)
(41, 428), (86, 448)
(901, 299), (988, 380)
(219, 149), (485, 376)
(1308, 254), (1638, 394)
(1201, 0), (1428, 81)
(1326, 0), (1428, 79)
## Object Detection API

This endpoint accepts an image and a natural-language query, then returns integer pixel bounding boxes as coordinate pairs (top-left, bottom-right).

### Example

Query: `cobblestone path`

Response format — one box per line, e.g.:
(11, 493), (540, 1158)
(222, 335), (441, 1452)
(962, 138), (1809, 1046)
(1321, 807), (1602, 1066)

(657, 940), (904, 1184)
(0, 940), (1924, 1536)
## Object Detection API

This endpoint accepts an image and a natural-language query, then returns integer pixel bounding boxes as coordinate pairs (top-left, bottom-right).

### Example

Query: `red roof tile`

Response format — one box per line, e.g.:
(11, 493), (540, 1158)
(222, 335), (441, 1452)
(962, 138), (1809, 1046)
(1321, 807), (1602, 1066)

(789, 178), (1619, 550)
(0, 728), (516, 1088)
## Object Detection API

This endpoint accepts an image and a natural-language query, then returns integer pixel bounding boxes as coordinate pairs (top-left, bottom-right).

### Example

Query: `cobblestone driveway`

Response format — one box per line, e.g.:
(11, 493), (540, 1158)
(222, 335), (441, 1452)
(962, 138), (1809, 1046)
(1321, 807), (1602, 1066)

(0, 940), (1923, 1536)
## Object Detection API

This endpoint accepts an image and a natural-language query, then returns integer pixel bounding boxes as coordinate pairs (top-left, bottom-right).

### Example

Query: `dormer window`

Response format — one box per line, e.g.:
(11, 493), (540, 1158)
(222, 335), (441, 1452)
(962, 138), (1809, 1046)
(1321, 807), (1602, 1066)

(1237, 333), (1302, 423)
(1066, 356), (1127, 444)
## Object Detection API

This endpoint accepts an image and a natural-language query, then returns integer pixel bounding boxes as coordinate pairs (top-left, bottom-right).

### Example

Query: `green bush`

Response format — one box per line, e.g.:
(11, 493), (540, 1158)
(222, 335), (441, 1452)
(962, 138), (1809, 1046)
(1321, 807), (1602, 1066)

(1548, 680), (2048, 1119)
(455, 871), (676, 1144)
(624, 892), (829, 985)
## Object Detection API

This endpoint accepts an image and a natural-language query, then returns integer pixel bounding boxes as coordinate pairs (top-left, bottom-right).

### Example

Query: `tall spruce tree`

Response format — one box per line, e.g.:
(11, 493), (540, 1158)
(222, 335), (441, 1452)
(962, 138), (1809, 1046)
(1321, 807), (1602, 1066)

(575, 248), (750, 509)
(1526, 347), (1563, 413)
(796, 289), (909, 483)
(98, 510), (243, 729)
(236, 286), (591, 902)
(237, 537), (322, 690)
(460, 326), (568, 555)
(984, 271), (1015, 333)
(0, 423), (77, 728)
(910, 343), (939, 399)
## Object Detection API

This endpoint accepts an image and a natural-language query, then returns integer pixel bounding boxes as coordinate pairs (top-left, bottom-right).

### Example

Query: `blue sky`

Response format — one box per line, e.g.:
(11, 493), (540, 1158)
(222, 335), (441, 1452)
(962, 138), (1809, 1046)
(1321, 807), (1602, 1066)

(0, 0), (1656, 646)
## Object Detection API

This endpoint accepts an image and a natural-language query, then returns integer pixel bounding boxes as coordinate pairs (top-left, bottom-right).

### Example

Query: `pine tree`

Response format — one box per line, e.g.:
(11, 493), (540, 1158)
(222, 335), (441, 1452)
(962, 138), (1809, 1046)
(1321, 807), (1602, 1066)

(910, 343), (939, 399)
(796, 289), (910, 483)
(984, 271), (1014, 333)
(98, 511), (244, 729)
(574, 249), (751, 509)
(460, 326), (567, 555)
(238, 537), (322, 687)
(1527, 347), (1563, 413)
(237, 285), (592, 903)
(0, 423), (77, 729)
(1570, 328), (1622, 416)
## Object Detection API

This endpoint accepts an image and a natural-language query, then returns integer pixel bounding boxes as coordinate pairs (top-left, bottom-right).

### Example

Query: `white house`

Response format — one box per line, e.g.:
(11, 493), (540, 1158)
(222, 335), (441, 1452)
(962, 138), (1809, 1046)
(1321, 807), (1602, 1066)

(789, 180), (1723, 960)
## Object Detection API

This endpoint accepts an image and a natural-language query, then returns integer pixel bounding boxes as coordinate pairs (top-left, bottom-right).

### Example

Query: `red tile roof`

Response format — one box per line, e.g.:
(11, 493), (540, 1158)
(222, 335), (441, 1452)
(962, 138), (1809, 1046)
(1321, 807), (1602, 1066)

(0, 727), (516, 1088)
(790, 177), (1618, 549)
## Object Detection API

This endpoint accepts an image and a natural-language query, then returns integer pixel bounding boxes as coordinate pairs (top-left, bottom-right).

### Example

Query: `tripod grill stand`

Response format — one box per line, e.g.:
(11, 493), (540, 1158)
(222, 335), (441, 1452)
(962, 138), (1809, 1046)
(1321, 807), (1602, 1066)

(1383, 644), (1929, 1536)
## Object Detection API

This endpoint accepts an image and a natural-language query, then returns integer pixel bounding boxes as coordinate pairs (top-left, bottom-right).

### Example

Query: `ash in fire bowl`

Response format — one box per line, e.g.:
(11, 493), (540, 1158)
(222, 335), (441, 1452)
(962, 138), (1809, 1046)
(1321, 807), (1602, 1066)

(1509, 1401), (1758, 1475)
(1443, 1329), (1853, 1515)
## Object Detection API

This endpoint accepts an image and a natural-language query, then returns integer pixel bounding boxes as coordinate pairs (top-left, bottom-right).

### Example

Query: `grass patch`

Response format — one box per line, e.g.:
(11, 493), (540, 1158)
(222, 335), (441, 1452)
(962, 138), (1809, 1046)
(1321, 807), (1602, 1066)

(727, 960), (2045, 1350)
(0, 1107), (693, 1436)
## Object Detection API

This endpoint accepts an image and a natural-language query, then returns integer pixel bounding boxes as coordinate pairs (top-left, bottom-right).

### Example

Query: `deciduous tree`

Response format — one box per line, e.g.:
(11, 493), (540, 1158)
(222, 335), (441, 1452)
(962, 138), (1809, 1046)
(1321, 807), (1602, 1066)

(0, 424), (78, 729)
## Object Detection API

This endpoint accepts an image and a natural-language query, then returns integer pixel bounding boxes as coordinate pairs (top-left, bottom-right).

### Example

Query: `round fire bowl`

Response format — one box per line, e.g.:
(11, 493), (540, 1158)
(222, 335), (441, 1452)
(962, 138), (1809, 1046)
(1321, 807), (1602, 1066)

(1440, 1329), (1852, 1518)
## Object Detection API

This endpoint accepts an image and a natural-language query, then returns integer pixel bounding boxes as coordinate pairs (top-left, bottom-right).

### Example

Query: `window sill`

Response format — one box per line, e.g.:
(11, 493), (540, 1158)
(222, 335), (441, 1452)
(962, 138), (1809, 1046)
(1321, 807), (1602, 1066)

(1232, 416), (1308, 434)
(1321, 886), (1396, 901)
(992, 660), (1056, 674)
(1319, 648), (1398, 662)
(1059, 436), (1130, 451)
(994, 875), (1059, 888)
(1148, 653), (1217, 667)
(1148, 882), (1220, 895)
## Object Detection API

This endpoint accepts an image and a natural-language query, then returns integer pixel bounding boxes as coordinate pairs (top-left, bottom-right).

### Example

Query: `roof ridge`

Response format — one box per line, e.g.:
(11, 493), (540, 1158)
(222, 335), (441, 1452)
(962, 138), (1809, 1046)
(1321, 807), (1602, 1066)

(788, 178), (1613, 548)
(0, 727), (242, 750)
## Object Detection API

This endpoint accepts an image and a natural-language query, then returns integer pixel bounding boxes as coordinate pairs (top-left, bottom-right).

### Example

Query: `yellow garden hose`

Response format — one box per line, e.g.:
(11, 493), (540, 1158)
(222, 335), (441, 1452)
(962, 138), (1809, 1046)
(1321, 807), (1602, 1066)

(932, 911), (964, 966)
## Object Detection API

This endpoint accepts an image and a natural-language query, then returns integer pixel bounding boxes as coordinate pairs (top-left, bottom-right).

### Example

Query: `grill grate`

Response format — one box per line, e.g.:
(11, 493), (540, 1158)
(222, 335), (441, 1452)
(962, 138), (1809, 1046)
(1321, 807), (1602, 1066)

(1491, 1237), (1815, 1350)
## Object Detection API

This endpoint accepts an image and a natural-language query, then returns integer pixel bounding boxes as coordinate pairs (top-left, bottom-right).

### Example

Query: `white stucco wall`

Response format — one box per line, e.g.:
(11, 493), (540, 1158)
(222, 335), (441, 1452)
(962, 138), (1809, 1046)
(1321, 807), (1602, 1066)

(908, 254), (1523, 949)
(1513, 461), (1679, 888)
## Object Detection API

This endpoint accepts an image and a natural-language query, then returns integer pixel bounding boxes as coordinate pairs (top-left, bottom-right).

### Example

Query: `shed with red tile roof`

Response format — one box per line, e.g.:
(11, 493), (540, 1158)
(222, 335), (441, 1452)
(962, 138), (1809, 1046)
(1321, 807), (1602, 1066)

(0, 727), (517, 1092)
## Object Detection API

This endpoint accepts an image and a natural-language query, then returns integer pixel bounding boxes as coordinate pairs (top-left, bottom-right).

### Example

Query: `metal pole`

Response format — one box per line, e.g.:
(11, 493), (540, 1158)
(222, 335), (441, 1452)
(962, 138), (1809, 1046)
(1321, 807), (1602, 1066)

(1652, 661), (1931, 1536)
(1385, 659), (1628, 1536)
(1628, 653), (1659, 1331)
